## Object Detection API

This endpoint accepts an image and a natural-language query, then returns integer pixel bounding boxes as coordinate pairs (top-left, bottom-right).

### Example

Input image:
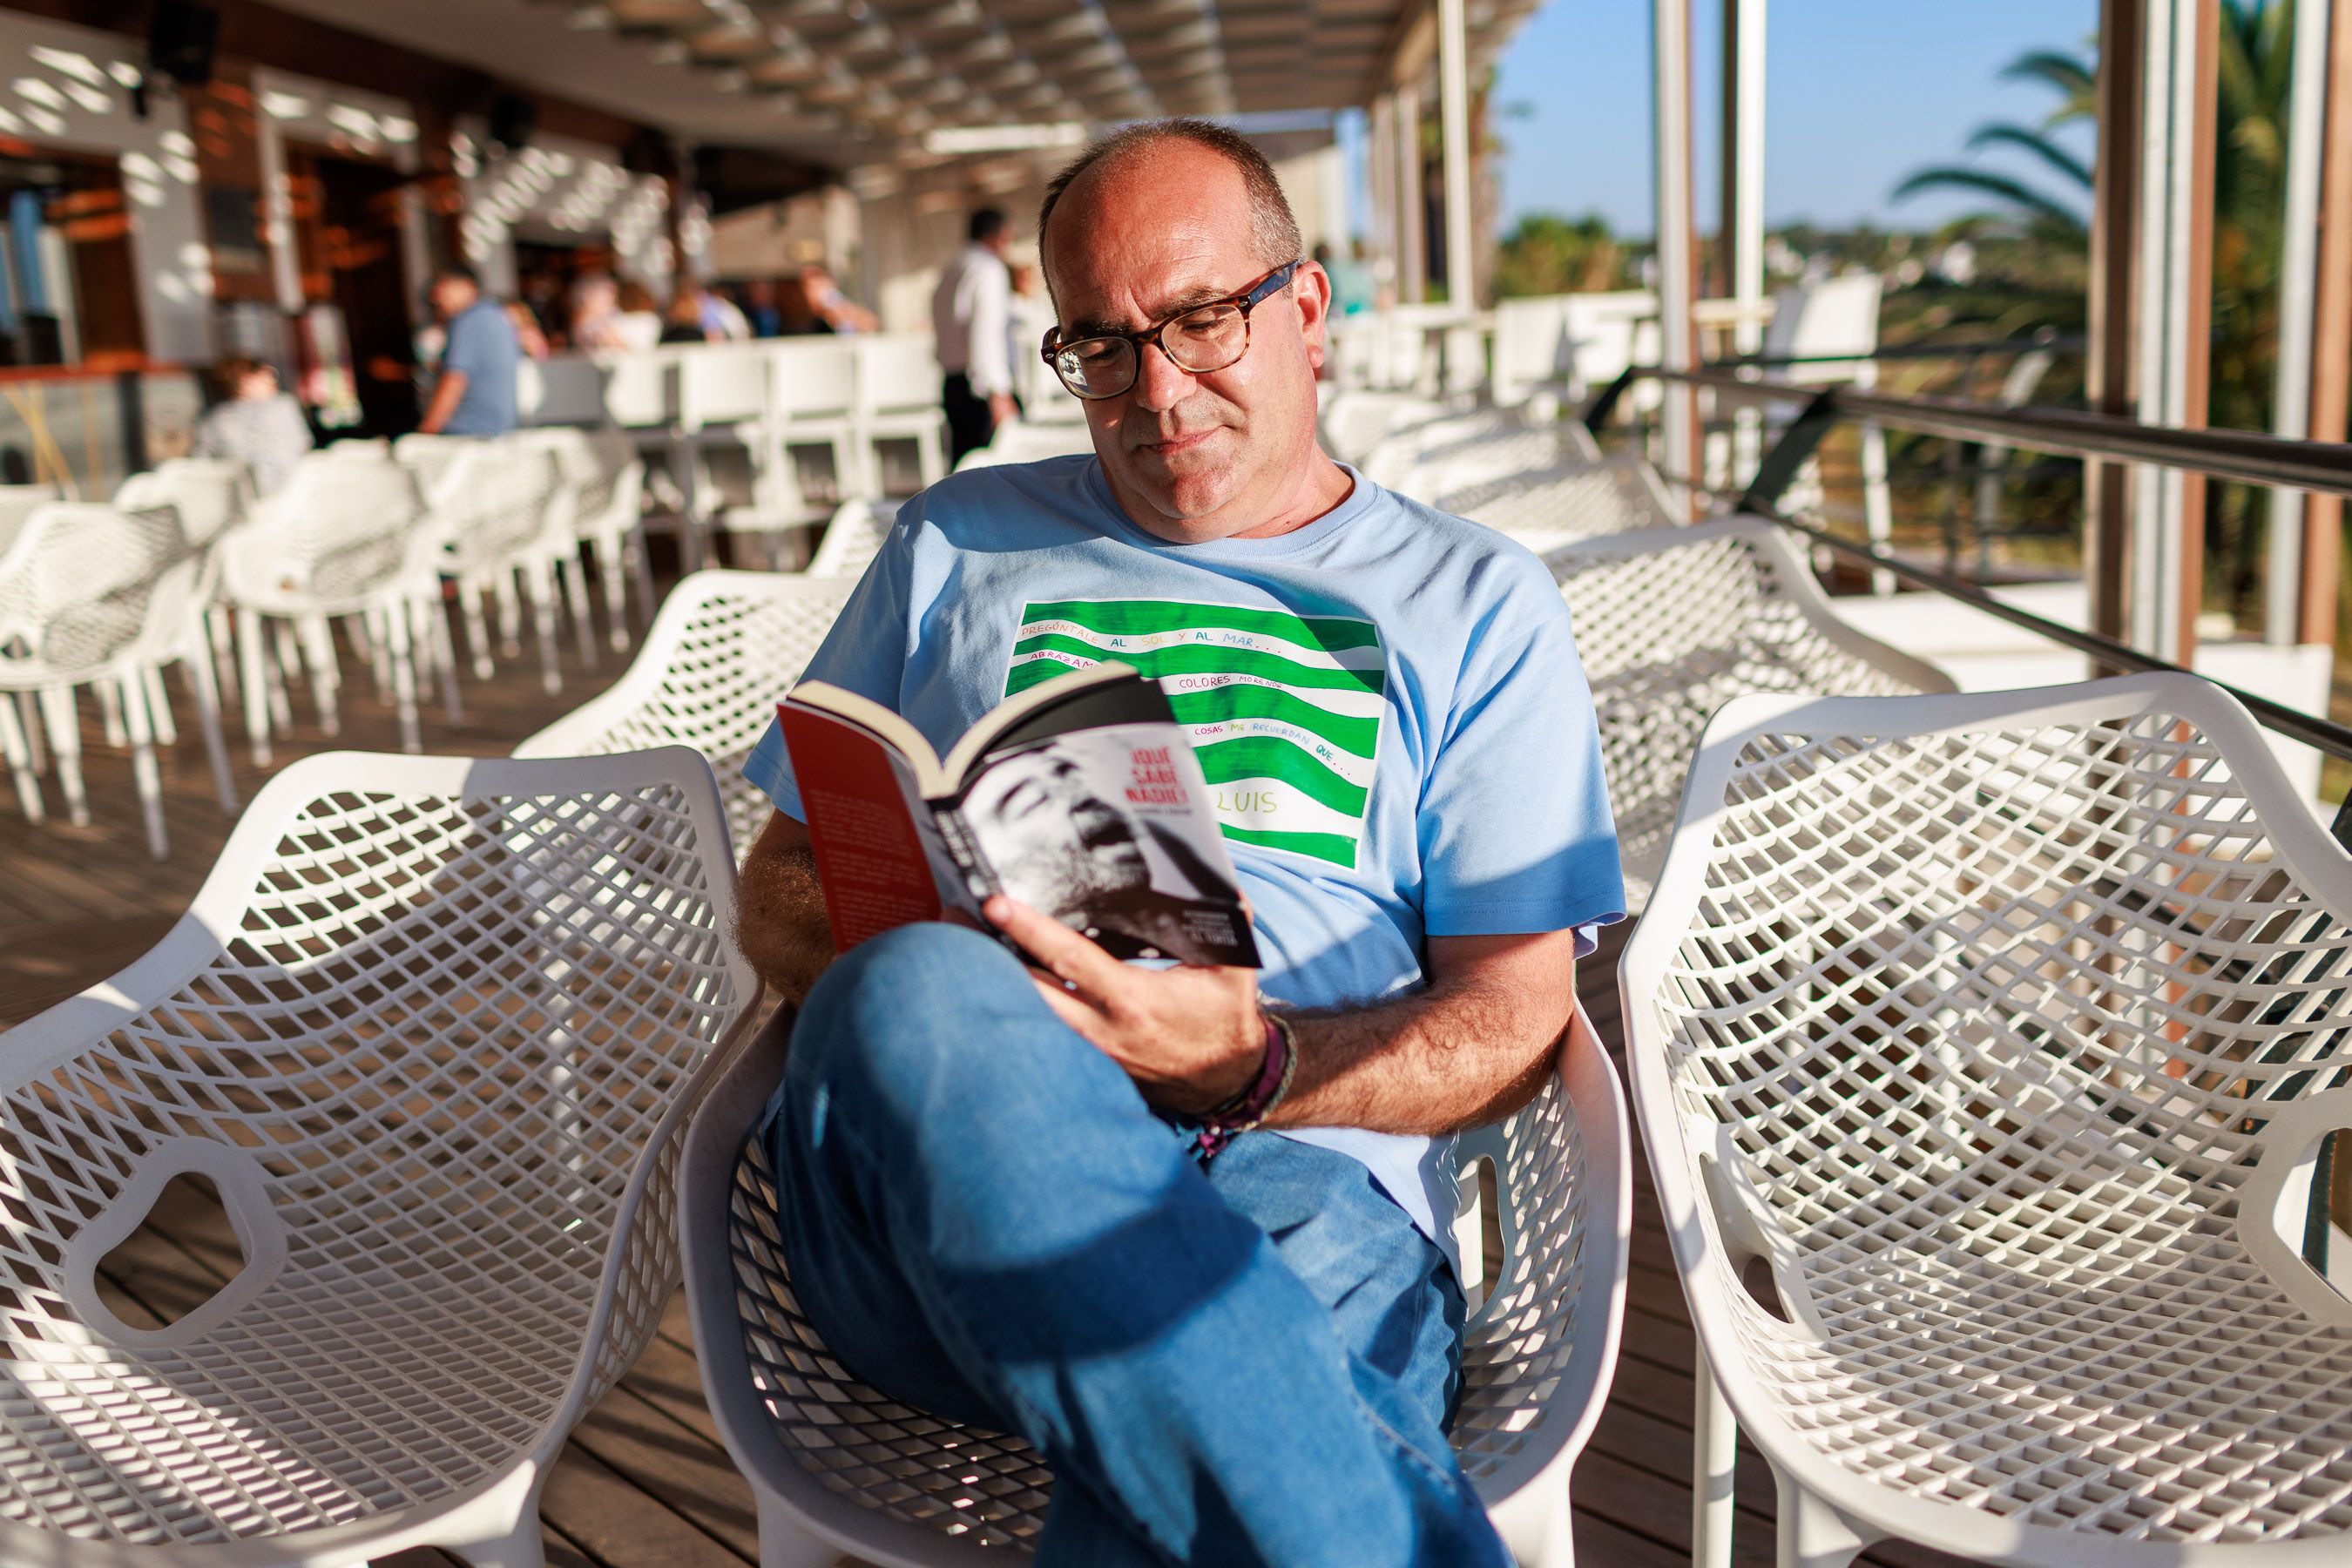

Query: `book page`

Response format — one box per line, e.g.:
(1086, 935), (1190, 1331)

(781, 703), (946, 951)
(954, 724), (1259, 969)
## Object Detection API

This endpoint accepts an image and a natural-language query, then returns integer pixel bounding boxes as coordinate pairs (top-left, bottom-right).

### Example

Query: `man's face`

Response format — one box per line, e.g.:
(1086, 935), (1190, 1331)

(965, 751), (1150, 918)
(1042, 142), (1335, 544)
(430, 278), (476, 321)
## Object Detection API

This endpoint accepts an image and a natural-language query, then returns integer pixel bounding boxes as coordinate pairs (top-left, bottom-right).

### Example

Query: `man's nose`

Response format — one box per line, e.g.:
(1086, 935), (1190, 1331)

(1129, 339), (1196, 413)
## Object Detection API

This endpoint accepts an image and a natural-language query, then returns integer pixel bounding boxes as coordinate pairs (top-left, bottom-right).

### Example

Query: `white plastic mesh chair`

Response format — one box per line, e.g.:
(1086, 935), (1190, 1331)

(115, 459), (253, 549)
(681, 1002), (1630, 1567)
(1317, 388), (1458, 465)
(516, 569), (854, 857)
(951, 422), (1097, 471)
(219, 449), (446, 761)
(1549, 517), (1952, 910)
(518, 424), (653, 656)
(428, 442), (572, 695)
(854, 335), (949, 498)
(0, 480), (62, 558)
(807, 497), (896, 580)
(1622, 673), (2352, 1568)
(1364, 409), (1605, 498)
(0, 747), (756, 1566)
(1439, 458), (1681, 552)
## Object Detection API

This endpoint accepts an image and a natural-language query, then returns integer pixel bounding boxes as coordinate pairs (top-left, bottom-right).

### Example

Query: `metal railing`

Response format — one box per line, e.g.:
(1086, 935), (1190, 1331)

(1585, 358), (2352, 853)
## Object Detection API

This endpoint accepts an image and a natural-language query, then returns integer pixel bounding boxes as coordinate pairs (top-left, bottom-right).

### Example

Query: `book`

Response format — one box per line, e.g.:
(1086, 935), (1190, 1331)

(780, 661), (1260, 969)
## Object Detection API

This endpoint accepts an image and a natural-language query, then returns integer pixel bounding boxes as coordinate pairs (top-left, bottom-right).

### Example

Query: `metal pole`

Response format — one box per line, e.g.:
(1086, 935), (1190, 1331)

(1369, 94), (1397, 304)
(2175, 0), (2219, 669)
(2308, 0), (2352, 650)
(1652, 0), (1699, 510)
(2266, 0), (2332, 646)
(1437, 0), (1476, 309)
(1396, 84), (1427, 305)
(1724, 0), (1766, 483)
(2087, 0), (2146, 664)
(2132, 0), (2185, 659)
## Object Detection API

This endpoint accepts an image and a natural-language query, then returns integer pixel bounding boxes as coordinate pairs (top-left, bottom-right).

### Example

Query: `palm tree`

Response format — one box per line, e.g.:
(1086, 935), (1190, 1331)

(1892, 3), (2301, 625)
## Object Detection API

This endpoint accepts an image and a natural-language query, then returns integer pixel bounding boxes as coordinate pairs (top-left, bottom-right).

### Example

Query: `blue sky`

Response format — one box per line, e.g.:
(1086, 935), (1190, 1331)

(1481, 0), (2100, 236)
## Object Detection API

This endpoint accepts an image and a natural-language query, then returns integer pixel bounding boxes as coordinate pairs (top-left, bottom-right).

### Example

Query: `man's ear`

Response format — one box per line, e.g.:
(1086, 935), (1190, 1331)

(1294, 260), (1335, 372)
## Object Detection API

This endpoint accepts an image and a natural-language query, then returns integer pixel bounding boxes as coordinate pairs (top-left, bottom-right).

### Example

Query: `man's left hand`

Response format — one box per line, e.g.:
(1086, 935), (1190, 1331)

(984, 896), (1263, 1117)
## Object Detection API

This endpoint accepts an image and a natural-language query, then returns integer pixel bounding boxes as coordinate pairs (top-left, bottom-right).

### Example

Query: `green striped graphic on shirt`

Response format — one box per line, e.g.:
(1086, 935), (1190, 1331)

(1004, 598), (1385, 868)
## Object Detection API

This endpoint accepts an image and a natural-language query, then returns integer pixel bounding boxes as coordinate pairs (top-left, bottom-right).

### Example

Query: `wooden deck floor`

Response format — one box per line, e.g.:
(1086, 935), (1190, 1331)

(0, 576), (1984, 1568)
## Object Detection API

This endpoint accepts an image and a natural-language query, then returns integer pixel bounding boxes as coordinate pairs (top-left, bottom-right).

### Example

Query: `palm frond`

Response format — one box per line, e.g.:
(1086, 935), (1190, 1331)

(1890, 166), (2090, 233)
(1963, 124), (2093, 191)
(1997, 49), (2097, 121)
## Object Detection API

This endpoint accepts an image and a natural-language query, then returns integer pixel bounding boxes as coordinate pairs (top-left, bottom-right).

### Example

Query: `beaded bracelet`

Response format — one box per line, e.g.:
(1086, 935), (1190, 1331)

(1193, 1006), (1298, 1161)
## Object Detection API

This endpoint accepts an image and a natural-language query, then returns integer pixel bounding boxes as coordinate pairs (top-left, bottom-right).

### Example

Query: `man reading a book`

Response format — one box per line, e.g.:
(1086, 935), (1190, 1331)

(733, 117), (1624, 1567)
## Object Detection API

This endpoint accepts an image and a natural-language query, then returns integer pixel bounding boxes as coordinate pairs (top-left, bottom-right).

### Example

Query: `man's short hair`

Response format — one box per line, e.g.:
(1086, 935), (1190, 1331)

(433, 265), (480, 291)
(969, 207), (1007, 244)
(1037, 118), (1302, 274)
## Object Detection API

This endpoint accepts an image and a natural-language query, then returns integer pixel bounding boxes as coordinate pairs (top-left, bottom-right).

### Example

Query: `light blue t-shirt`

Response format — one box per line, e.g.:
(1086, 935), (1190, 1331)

(744, 456), (1624, 1256)
(440, 298), (520, 436)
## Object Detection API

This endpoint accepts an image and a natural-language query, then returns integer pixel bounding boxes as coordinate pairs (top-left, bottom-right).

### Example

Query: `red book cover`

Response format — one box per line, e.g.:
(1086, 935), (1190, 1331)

(779, 702), (943, 952)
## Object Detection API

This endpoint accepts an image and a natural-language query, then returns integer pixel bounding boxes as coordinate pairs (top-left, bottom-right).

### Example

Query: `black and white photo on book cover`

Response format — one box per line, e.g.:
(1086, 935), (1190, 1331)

(956, 723), (1256, 968)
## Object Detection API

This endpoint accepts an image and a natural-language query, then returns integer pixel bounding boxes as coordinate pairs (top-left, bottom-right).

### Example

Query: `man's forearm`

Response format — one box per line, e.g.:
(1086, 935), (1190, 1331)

(1266, 941), (1576, 1137)
(736, 841), (835, 1004)
(419, 371), (466, 434)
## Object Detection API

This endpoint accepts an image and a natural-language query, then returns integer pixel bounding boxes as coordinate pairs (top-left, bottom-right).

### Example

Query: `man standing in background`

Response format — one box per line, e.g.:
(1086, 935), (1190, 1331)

(418, 268), (520, 437)
(932, 206), (1014, 463)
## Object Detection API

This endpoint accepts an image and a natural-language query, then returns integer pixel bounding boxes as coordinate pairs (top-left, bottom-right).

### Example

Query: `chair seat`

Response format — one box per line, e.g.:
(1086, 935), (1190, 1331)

(1747, 1159), (2352, 1543)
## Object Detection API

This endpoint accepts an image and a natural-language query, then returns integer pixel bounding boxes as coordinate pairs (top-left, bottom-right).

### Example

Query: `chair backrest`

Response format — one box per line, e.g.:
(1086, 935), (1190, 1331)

(953, 421), (1096, 470)
(116, 458), (252, 547)
(603, 348), (679, 428)
(1549, 517), (1952, 909)
(433, 443), (563, 567)
(0, 481), (62, 559)
(222, 449), (426, 606)
(1623, 673), (2352, 1357)
(1438, 457), (1678, 548)
(516, 570), (855, 855)
(0, 503), (194, 677)
(808, 497), (896, 579)
(393, 431), (476, 497)
(1762, 273), (1882, 386)
(523, 351), (612, 427)
(679, 344), (772, 430)
(1318, 388), (1452, 466)
(0, 747), (753, 1554)
(856, 334), (944, 416)
(767, 339), (859, 421)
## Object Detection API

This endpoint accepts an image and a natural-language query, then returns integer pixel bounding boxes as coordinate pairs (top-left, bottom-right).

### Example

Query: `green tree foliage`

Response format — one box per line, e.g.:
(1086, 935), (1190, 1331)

(1893, 3), (2304, 627)
(1493, 212), (1637, 298)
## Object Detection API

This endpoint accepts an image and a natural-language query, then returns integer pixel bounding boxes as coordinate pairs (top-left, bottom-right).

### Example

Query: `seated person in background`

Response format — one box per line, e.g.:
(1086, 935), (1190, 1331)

(567, 273), (625, 352)
(732, 117), (1623, 1567)
(610, 280), (665, 354)
(742, 277), (784, 339)
(659, 288), (713, 345)
(191, 356), (311, 494)
(504, 300), (550, 361)
(801, 262), (878, 334)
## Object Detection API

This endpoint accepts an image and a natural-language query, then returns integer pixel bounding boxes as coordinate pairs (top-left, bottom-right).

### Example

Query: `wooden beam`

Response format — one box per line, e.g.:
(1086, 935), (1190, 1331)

(2086, 0), (2146, 661)
(2307, 0), (2352, 649)
(2174, 0), (2219, 666)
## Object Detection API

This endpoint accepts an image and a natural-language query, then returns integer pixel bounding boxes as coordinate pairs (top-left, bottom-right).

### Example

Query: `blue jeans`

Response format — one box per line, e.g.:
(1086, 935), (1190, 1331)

(761, 923), (1511, 1568)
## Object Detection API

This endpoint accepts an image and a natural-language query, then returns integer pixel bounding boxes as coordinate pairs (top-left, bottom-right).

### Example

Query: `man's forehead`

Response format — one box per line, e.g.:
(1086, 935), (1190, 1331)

(1044, 145), (1259, 321)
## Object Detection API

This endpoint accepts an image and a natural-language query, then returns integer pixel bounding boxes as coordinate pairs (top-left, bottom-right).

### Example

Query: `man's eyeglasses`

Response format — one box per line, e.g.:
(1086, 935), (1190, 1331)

(1040, 260), (1303, 401)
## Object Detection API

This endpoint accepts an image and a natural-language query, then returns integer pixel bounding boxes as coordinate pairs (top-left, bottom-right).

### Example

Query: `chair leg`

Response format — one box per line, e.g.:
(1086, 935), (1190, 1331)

(756, 1503), (846, 1568)
(295, 614), (342, 738)
(557, 551), (598, 670)
(383, 598), (422, 754)
(526, 559), (562, 696)
(179, 645), (239, 812)
(1860, 420), (1894, 597)
(595, 531), (632, 652)
(17, 689), (44, 774)
(457, 578), (497, 680)
(629, 523), (658, 625)
(1694, 1346), (1736, 1568)
(235, 608), (273, 767)
(493, 571), (524, 659)
(427, 597), (466, 726)
(0, 691), (44, 823)
(118, 668), (166, 860)
(37, 686), (88, 826)
(1773, 1473), (1871, 1568)
(269, 618), (306, 726)
(142, 664), (178, 748)
(96, 678), (126, 749)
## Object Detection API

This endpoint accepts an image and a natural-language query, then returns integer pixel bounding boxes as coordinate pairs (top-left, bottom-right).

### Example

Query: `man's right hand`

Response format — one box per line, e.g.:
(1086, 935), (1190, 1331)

(989, 390), (1017, 430)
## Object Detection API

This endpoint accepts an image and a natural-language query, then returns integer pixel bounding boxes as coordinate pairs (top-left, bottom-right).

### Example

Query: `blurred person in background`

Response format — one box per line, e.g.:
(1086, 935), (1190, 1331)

(192, 356), (312, 494)
(931, 206), (1014, 462)
(612, 280), (665, 353)
(418, 267), (520, 437)
(743, 278), (785, 339)
(776, 271), (830, 335)
(569, 273), (627, 352)
(1316, 240), (1375, 317)
(693, 282), (753, 342)
(801, 263), (878, 334)
(504, 300), (551, 360)
(1007, 260), (1052, 414)
(661, 288), (714, 345)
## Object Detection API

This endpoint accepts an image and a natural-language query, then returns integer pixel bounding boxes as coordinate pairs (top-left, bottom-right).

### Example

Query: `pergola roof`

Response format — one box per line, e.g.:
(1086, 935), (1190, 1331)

(267, 0), (1540, 168)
